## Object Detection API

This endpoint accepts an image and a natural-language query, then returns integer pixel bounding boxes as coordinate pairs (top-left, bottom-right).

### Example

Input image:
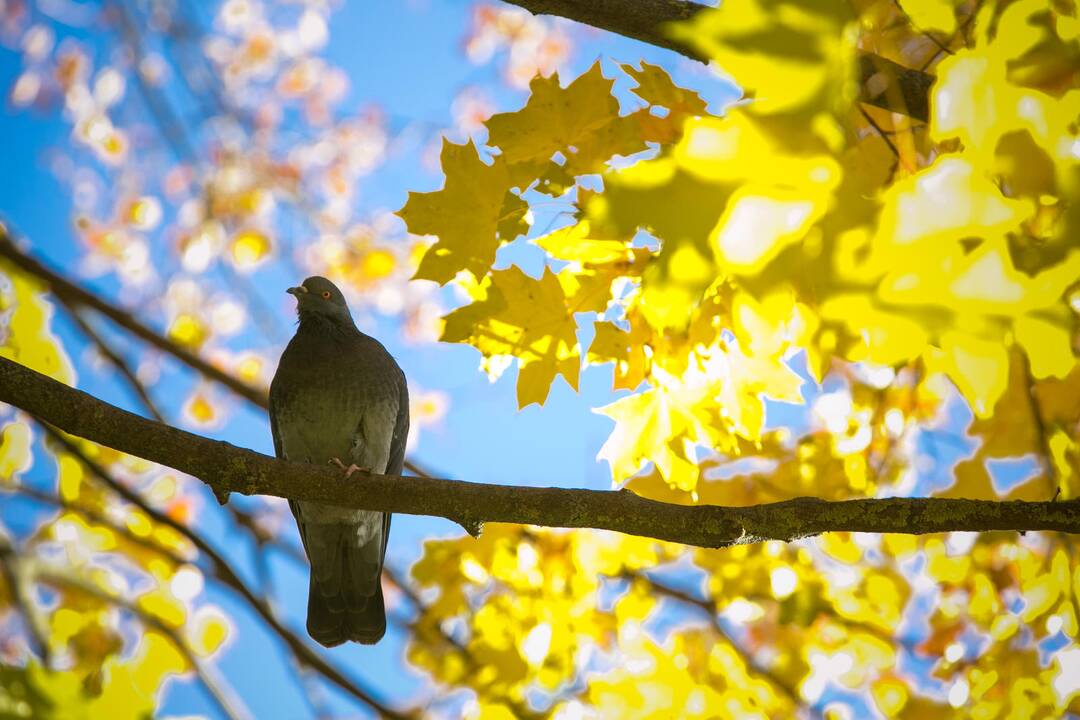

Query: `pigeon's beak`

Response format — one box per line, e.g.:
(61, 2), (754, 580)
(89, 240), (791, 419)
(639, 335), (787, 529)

(286, 286), (308, 297)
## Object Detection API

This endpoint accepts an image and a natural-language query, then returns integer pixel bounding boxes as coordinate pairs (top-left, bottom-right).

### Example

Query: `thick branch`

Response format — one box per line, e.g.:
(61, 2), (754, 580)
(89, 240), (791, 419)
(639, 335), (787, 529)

(500, 0), (935, 121)
(508, 0), (702, 58)
(3, 357), (1078, 547)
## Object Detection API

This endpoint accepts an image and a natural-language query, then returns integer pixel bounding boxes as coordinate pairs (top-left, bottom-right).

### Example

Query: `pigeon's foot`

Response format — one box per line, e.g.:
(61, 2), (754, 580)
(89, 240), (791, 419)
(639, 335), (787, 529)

(329, 457), (370, 479)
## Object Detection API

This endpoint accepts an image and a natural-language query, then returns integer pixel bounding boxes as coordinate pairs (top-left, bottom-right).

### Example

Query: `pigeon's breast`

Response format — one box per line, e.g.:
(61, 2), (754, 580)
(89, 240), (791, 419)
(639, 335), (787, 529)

(278, 374), (392, 453)
(271, 327), (402, 473)
(276, 379), (360, 466)
(274, 356), (395, 528)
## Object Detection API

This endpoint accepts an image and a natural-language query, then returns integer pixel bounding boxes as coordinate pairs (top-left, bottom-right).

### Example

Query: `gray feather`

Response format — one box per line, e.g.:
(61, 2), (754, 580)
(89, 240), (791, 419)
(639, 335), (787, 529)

(269, 276), (409, 647)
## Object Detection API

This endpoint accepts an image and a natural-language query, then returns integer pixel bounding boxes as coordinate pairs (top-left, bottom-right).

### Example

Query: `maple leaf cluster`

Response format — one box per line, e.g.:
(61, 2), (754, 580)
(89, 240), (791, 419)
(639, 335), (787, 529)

(396, 1), (1080, 716)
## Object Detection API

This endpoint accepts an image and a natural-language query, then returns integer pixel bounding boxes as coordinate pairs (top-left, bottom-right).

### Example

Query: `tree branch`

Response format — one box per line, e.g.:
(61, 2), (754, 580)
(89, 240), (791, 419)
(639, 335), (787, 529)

(0, 228), (430, 478)
(34, 423), (412, 720)
(633, 572), (816, 716)
(0, 546), (51, 665)
(38, 566), (248, 720)
(0, 534), (250, 720)
(63, 303), (166, 423)
(0, 230), (268, 410)
(3, 357), (1078, 547)
(498, 0), (935, 121)
(111, 0), (201, 162)
(506, 0), (702, 58)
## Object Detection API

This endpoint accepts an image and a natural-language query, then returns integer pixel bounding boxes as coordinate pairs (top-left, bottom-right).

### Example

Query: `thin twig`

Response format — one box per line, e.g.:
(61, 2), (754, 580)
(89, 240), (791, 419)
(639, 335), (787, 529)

(111, 0), (200, 162)
(0, 229), (268, 410)
(919, 0), (982, 72)
(858, 105), (903, 173)
(0, 227), (432, 479)
(0, 535), (247, 720)
(892, 0), (954, 57)
(500, 0), (936, 121)
(1019, 352), (1059, 493)
(7, 481), (425, 719)
(0, 547), (51, 665)
(35, 423), (414, 720)
(34, 565), (250, 720)
(629, 572), (815, 716)
(62, 302), (166, 422)
(742, 591), (920, 654)
(5, 484), (184, 559)
(381, 564), (545, 719)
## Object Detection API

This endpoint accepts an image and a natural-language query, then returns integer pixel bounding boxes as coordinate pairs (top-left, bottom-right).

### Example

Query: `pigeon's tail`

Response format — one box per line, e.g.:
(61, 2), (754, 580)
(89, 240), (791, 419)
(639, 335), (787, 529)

(306, 576), (385, 647)
(305, 522), (387, 647)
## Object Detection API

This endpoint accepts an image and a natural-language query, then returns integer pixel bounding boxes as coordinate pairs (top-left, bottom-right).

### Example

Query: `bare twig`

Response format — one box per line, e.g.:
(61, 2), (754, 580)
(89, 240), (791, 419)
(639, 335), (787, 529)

(4, 483), (191, 566)
(1019, 352), (1059, 492)
(920, 0), (982, 71)
(858, 106), (903, 171)
(382, 565), (544, 719)
(63, 303), (166, 423)
(635, 572), (815, 716)
(111, 0), (200, 162)
(0, 535), (247, 720)
(0, 230), (268, 410)
(0, 228), (431, 479)
(34, 423), (413, 720)
(35, 564), (249, 720)
(0, 546), (51, 665)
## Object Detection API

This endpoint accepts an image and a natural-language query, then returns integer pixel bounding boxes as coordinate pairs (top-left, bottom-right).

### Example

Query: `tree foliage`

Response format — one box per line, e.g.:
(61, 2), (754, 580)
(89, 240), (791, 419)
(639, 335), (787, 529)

(0, 0), (1079, 718)
(396, 1), (1080, 716)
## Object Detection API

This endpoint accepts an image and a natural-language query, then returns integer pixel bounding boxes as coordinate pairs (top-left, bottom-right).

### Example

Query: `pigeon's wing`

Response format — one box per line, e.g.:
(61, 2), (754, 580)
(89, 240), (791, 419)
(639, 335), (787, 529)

(386, 371), (410, 477)
(373, 373), (409, 586)
(269, 378), (311, 560)
(345, 368), (406, 573)
(269, 387), (284, 458)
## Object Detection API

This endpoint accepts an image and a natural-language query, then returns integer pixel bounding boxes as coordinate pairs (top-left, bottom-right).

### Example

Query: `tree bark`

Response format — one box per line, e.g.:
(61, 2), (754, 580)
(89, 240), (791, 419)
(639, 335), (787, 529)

(499, 0), (936, 122)
(3, 357), (1077, 548)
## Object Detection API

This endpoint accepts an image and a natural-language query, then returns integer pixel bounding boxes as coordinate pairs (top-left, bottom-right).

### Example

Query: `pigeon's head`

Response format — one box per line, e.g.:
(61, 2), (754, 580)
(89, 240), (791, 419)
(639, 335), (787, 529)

(287, 276), (353, 325)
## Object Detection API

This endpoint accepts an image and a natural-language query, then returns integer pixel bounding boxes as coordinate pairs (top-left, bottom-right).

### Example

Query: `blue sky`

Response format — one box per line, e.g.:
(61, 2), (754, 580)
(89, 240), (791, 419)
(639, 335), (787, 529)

(0, 3), (1029, 718)
(0, 2), (735, 717)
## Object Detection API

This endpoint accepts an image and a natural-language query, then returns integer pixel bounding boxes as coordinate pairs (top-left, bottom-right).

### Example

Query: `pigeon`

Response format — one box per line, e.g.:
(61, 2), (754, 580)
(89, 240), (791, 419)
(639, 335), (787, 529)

(269, 276), (409, 646)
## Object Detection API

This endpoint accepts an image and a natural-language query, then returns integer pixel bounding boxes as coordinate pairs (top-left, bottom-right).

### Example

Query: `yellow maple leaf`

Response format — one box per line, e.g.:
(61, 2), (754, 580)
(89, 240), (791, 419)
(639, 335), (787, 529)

(533, 221), (634, 265)
(0, 421), (33, 484)
(588, 319), (651, 391)
(0, 260), (75, 383)
(486, 62), (644, 187)
(621, 61), (708, 118)
(441, 266), (579, 407)
(899, 0), (958, 34)
(397, 139), (528, 285)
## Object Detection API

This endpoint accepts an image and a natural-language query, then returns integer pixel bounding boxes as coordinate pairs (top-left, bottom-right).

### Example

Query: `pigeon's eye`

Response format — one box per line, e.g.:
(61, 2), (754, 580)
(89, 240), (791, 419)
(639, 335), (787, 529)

(321, 291), (331, 299)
